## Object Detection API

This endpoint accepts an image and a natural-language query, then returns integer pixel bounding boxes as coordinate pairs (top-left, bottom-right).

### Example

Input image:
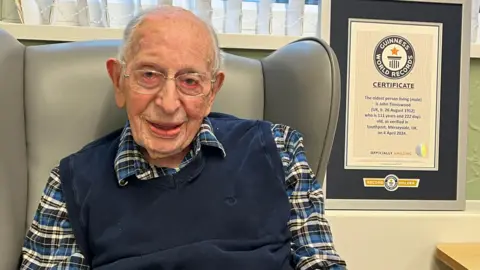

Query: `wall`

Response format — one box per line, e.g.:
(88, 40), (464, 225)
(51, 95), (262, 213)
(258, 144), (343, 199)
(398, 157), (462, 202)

(326, 202), (480, 270)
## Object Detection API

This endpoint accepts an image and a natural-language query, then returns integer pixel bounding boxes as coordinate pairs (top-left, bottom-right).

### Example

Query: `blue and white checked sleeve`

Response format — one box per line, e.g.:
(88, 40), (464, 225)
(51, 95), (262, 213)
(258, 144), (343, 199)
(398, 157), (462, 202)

(271, 123), (347, 270)
(20, 166), (89, 270)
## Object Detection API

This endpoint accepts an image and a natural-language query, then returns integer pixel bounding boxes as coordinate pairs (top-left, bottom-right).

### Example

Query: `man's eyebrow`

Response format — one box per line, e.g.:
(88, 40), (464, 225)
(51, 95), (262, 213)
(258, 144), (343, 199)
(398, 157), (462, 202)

(135, 62), (167, 73)
(134, 62), (206, 74)
(176, 67), (204, 74)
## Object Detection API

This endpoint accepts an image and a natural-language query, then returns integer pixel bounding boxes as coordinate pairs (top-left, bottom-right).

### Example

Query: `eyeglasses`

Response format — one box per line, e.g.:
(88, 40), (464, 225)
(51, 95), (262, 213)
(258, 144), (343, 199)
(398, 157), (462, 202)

(121, 62), (216, 97)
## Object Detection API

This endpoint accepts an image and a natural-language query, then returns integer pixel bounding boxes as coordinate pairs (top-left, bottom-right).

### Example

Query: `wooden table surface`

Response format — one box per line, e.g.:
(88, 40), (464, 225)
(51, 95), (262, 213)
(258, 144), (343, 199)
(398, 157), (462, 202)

(436, 243), (480, 270)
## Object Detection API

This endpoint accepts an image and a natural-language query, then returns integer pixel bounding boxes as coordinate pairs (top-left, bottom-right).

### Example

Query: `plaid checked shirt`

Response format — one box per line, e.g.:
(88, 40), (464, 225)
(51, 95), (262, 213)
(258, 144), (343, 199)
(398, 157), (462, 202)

(20, 118), (346, 270)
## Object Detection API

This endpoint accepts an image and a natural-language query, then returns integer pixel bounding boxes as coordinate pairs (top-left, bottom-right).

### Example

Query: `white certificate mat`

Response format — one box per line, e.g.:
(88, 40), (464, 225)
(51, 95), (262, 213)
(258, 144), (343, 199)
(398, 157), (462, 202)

(345, 19), (442, 171)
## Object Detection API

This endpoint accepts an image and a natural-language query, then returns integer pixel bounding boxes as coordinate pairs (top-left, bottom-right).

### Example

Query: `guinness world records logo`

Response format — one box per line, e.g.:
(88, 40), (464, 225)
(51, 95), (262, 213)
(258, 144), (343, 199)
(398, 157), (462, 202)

(384, 174), (399, 192)
(374, 35), (415, 79)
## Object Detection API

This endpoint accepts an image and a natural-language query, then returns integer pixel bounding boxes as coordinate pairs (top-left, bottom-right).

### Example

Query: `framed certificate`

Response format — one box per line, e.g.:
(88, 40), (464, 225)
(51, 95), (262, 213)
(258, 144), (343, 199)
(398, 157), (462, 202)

(345, 19), (442, 172)
(322, 0), (470, 210)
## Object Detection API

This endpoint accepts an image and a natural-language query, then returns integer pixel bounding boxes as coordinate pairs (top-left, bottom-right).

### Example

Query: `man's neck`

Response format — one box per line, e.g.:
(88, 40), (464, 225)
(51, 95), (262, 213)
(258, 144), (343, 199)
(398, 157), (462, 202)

(142, 146), (191, 169)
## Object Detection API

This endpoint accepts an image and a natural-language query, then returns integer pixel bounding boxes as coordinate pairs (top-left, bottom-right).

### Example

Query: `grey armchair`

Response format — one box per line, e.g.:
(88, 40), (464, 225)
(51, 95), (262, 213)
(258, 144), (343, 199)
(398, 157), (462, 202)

(0, 28), (340, 269)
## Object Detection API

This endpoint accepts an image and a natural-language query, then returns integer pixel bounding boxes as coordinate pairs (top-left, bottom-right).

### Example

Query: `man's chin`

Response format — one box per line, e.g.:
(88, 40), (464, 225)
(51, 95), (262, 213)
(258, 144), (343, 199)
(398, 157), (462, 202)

(142, 142), (185, 161)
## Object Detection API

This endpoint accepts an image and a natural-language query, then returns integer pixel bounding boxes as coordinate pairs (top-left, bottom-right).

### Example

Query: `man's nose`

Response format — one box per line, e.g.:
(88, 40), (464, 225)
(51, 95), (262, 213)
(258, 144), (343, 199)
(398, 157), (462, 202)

(155, 79), (181, 114)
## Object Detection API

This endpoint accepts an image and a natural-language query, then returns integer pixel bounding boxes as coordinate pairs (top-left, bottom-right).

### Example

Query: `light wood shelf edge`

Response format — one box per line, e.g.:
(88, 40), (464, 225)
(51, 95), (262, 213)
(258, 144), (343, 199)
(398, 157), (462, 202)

(471, 43), (480, 59)
(3, 22), (480, 57)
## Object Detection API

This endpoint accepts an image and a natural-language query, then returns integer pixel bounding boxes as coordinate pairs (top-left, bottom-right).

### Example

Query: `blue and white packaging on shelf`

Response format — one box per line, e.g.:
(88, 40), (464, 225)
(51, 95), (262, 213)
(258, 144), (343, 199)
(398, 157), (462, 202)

(285, 0), (304, 36)
(193, 0), (212, 24)
(224, 0), (241, 33)
(256, 0), (273, 35)
(77, 0), (108, 27)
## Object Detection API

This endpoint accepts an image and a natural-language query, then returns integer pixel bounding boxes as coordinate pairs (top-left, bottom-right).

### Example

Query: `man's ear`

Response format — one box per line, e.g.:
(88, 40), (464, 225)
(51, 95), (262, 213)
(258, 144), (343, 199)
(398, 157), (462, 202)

(106, 58), (126, 108)
(204, 71), (225, 116)
(210, 71), (225, 100)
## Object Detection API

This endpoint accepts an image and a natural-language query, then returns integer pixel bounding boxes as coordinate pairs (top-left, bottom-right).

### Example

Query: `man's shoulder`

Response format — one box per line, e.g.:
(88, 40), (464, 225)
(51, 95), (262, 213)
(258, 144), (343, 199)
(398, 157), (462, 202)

(63, 127), (123, 160)
(270, 123), (303, 142)
(208, 112), (303, 141)
(207, 112), (272, 128)
(207, 112), (263, 129)
(57, 127), (123, 187)
(207, 112), (249, 123)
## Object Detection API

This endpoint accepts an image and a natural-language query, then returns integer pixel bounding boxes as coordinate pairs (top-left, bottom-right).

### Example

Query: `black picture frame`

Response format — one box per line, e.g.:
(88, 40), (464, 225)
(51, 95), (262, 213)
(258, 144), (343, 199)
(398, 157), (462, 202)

(322, 0), (470, 210)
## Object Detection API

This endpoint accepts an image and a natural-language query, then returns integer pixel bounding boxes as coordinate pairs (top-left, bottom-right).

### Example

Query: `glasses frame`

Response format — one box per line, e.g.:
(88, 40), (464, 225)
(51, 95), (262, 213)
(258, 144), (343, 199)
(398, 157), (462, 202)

(120, 60), (217, 97)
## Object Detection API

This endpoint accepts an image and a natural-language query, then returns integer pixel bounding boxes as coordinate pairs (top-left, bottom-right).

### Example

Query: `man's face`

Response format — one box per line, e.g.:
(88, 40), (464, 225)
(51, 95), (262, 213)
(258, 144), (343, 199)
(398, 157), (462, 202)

(107, 11), (224, 164)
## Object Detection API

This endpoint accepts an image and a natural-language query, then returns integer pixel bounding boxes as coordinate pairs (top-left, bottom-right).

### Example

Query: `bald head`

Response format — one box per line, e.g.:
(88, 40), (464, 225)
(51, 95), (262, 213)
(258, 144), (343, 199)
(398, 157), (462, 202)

(118, 6), (222, 73)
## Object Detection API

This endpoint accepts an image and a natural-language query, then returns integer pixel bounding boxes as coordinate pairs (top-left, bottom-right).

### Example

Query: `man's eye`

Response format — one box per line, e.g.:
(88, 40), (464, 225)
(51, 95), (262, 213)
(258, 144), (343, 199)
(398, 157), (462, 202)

(179, 75), (202, 87)
(142, 71), (158, 80)
(184, 78), (199, 85)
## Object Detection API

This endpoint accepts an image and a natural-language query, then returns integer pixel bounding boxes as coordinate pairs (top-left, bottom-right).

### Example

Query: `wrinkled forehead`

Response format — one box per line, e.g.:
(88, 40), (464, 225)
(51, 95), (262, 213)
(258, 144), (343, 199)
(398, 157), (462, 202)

(128, 16), (214, 71)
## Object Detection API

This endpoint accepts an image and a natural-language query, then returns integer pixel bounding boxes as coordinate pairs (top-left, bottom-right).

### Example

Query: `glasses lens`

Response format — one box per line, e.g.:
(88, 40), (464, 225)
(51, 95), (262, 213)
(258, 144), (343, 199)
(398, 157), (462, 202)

(176, 73), (207, 96)
(130, 70), (209, 96)
(133, 70), (164, 93)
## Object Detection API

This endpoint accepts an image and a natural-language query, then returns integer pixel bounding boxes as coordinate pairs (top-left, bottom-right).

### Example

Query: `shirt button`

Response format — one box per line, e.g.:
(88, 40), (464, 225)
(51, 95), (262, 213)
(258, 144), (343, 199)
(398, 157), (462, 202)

(224, 197), (237, 206)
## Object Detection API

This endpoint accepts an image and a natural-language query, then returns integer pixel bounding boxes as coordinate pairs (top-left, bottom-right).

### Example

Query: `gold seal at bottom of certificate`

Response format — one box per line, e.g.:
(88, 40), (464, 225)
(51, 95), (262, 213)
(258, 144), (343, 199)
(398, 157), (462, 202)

(363, 174), (420, 192)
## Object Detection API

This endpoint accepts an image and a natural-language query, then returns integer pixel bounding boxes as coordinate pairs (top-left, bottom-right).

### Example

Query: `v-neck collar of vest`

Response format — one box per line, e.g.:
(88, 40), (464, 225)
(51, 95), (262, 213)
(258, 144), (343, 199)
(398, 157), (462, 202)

(114, 118), (226, 186)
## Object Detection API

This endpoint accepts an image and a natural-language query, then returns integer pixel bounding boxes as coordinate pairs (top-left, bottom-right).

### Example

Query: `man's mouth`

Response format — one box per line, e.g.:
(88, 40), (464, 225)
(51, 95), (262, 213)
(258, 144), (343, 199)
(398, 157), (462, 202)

(146, 120), (183, 138)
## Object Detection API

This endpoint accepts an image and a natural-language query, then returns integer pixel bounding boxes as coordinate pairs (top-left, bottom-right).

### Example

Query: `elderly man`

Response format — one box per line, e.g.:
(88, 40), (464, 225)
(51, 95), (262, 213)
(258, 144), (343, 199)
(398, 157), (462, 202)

(20, 6), (346, 270)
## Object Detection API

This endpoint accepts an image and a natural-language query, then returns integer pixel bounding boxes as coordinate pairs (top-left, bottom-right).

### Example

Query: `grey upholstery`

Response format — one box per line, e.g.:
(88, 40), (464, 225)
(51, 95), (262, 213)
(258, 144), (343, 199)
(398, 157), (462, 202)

(263, 40), (341, 184)
(0, 30), (28, 269)
(0, 28), (340, 270)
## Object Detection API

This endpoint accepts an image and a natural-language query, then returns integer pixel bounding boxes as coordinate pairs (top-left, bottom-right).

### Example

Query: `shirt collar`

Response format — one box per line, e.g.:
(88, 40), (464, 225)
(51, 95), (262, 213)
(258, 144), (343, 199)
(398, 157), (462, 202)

(114, 117), (226, 185)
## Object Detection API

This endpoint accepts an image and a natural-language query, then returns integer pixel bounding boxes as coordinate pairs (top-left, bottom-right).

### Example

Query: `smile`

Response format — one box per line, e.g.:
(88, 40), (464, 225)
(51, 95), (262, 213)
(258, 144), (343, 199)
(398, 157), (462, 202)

(146, 120), (182, 138)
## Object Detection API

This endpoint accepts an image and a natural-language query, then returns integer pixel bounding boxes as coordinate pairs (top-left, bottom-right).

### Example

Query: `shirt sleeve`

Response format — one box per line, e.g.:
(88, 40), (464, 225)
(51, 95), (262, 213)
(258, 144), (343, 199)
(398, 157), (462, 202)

(20, 166), (90, 270)
(271, 124), (347, 270)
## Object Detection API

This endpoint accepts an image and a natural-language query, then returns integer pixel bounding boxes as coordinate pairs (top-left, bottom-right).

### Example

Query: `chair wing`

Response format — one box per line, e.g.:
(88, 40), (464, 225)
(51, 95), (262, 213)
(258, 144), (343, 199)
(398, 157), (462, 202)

(0, 30), (28, 270)
(262, 37), (341, 182)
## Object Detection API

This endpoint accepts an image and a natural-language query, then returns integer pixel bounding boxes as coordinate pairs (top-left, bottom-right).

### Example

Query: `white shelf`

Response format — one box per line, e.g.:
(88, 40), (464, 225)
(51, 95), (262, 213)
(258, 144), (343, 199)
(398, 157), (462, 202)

(0, 22), (302, 50)
(4, 22), (480, 58)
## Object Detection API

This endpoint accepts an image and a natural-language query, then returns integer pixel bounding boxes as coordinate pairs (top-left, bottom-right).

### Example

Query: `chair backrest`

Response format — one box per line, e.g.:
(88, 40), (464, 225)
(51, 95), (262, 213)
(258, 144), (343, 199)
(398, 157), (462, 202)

(0, 29), (340, 270)
(0, 29), (28, 270)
